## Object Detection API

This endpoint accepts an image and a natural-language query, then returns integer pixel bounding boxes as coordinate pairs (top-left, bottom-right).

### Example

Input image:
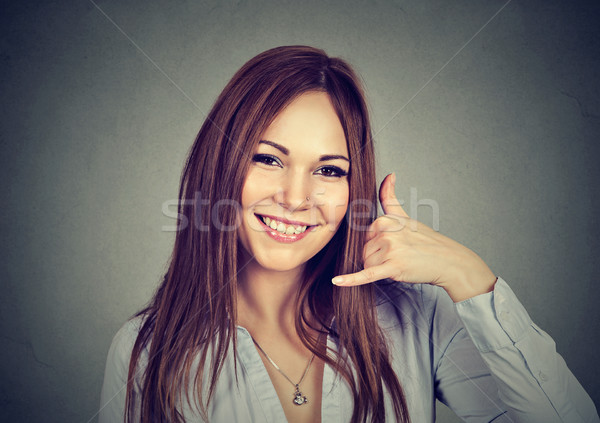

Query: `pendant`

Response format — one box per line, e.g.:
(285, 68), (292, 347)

(293, 385), (308, 405)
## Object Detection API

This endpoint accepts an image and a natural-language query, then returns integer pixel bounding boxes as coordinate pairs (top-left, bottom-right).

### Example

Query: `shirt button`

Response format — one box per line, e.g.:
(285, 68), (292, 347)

(538, 371), (548, 382)
(498, 310), (510, 320)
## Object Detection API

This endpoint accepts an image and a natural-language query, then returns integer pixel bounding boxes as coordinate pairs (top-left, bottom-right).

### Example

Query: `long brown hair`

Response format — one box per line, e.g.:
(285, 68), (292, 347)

(125, 45), (410, 423)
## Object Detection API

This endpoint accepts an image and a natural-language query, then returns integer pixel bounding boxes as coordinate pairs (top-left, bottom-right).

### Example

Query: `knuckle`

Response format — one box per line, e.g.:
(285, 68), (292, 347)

(380, 233), (392, 245)
(363, 253), (379, 269)
(371, 218), (384, 231)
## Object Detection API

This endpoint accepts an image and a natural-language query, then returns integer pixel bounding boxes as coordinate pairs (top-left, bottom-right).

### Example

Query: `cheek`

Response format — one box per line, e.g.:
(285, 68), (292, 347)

(323, 184), (349, 226)
(240, 173), (261, 235)
(241, 170), (266, 209)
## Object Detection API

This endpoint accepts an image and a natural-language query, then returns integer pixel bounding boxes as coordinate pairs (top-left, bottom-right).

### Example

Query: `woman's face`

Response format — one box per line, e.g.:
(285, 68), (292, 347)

(238, 91), (350, 273)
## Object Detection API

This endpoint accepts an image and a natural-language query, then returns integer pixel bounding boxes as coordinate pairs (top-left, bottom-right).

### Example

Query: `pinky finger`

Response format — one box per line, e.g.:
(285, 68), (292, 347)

(332, 263), (394, 287)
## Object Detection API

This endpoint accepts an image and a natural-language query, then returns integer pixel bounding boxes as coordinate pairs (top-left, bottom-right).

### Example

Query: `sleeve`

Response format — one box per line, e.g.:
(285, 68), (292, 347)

(99, 319), (141, 423)
(447, 277), (599, 423)
(430, 284), (511, 422)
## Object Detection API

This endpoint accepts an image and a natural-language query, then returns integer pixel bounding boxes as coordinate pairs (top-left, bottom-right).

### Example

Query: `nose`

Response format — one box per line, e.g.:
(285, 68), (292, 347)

(274, 171), (313, 212)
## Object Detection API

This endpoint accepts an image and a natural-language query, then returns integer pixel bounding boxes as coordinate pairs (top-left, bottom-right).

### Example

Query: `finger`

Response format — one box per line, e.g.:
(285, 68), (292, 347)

(365, 224), (379, 242)
(362, 235), (383, 262)
(364, 248), (386, 269)
(365, 217), (399, 243)
(379, 173), (409, 218)
(332, 263), (394, 286)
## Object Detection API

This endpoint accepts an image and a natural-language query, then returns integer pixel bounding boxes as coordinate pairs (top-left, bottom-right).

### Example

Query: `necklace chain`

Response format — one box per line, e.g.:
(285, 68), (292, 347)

(251, 337), (315, 406)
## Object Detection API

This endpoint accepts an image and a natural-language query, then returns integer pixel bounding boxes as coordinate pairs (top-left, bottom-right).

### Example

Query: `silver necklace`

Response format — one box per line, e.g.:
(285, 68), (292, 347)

(251, 338), (315, 406)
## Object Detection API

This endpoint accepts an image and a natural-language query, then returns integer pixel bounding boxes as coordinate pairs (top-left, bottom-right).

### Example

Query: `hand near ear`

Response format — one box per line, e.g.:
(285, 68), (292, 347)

(332, 173), (497, 302)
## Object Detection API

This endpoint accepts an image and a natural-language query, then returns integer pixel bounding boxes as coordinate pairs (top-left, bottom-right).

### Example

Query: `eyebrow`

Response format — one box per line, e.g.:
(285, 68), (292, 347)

(258, 140), (350, 162)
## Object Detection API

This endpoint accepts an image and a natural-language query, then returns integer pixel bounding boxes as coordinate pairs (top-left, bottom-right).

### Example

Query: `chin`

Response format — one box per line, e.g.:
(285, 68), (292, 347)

(250, 249), (310, 273)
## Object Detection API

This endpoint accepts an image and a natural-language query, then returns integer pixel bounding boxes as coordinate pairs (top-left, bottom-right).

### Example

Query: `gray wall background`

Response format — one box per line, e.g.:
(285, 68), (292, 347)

(1, 1), (599, 422)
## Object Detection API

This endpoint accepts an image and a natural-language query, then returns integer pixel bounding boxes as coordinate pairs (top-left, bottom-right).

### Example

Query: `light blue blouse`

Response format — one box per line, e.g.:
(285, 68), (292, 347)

(99, 278), (599, 422)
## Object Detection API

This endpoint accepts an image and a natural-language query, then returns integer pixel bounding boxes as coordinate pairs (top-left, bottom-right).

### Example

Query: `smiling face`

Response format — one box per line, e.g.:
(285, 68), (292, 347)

(238, 91), (350, 274)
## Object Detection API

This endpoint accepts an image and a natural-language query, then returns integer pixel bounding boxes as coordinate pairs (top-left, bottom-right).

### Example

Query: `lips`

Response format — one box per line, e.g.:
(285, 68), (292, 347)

(254, 214), (316, 243)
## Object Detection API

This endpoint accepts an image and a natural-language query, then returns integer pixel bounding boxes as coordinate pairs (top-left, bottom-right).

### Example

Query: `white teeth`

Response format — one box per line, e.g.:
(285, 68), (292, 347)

(260, 215), (309, 235)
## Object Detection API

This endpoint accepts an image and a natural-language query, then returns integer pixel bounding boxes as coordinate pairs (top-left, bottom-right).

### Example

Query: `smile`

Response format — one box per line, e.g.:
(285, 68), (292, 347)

(254, 214), (316, 243)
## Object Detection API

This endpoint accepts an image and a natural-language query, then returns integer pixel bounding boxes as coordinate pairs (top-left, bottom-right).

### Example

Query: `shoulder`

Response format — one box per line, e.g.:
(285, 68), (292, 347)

(100, 315), (150, 422)
(110, 315), (147, 350)
(104, 314), (150, 376)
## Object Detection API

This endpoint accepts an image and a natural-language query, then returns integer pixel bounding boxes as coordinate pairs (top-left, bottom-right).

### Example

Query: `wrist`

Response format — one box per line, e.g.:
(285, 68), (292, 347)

(439, 261), (497, 303)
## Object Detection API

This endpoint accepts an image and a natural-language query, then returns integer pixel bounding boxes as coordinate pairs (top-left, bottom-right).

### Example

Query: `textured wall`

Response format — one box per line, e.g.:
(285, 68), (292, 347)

(1, 1), (598, 422)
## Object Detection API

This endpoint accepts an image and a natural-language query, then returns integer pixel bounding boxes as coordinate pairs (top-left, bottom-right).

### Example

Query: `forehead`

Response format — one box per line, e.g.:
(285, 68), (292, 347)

(260, 92), (348, 155)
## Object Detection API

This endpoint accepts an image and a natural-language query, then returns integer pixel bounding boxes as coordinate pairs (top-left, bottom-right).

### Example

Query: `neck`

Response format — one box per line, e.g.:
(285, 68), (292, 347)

(236, 259), (305, 332)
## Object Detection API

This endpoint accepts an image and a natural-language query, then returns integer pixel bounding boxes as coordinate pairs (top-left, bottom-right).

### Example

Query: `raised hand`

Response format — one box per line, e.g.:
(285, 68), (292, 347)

(331, 173), (497, 302)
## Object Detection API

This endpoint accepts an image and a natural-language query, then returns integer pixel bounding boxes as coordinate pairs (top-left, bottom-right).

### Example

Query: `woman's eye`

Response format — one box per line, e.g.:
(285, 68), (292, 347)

(252, 154), (281, 167)
(315, 166), (348, 178)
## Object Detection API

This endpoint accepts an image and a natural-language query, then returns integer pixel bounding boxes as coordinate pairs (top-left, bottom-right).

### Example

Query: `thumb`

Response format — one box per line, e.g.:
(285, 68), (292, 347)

(379, 173), (409, 218)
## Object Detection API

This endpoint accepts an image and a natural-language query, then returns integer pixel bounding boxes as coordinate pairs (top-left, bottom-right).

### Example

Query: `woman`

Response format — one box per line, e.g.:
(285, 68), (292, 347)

(100, 46), (599, 422)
